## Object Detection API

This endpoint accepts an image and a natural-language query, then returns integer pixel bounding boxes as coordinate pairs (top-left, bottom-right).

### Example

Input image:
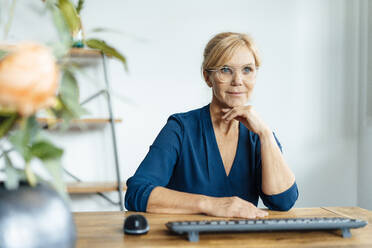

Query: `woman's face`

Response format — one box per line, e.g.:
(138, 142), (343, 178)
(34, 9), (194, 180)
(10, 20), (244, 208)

(207, 46), (257, 108)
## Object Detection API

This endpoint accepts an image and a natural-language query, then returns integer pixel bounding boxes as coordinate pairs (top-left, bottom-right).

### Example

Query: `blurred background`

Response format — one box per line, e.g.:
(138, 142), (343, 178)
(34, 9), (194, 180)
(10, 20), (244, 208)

(1, 0), (371, 211)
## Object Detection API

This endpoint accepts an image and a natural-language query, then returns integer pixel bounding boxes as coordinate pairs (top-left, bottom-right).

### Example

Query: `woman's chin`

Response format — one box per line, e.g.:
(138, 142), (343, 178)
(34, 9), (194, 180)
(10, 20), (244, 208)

(212, 95), (248, 108)
(224, 99), (247, 108)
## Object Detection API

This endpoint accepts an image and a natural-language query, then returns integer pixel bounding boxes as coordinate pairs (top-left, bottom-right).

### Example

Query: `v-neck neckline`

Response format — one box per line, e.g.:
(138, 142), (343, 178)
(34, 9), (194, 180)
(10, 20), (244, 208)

(205, 104), (241, 178)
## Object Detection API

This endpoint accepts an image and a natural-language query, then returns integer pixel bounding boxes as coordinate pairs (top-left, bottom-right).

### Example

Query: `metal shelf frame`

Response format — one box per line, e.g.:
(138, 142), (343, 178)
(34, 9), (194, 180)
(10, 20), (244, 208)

(72, 52), (124, 210)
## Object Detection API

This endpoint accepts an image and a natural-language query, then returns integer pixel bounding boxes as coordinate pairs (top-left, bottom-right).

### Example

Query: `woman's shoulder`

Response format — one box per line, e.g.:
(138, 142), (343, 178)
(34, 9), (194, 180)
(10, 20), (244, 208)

(168, 104), (209, 125)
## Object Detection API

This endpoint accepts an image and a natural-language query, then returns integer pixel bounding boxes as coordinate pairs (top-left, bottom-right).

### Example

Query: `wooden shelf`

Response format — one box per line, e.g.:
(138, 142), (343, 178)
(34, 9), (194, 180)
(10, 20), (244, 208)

(67, 182), (127, 194)
(68, 48), (101, 58)
(37, 118), (122, 124)
(37, 118), (122, 130)
(64, 48), (102, 66)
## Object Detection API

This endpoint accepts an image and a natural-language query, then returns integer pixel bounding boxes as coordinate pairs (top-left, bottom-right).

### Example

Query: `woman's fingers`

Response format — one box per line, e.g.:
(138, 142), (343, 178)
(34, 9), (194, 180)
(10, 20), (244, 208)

(256, 209), (269, 217)
(208, 196), (268, 219)
(244, 204), (268, 218)
(234, 198), (269, 219)
(221, 106), (253, 121)
(239, 209), (266, 219)
(221, 108), (232, 120)
(221, 106), (268, 135)
(222, 108), (243, 121)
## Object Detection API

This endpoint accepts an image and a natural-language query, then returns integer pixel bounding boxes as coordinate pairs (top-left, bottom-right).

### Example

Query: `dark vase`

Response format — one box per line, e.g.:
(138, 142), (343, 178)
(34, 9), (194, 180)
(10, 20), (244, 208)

(0, 182), (76, 248)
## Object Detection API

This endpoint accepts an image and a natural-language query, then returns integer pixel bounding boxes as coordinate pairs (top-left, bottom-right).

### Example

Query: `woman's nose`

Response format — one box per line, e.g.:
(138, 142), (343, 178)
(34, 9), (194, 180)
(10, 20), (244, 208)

(231, 72), (243, 86)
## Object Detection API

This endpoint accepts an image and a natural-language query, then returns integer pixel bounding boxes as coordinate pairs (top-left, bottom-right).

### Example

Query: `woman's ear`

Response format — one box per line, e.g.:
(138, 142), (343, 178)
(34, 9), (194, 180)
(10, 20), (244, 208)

(203, 70), (212, 88)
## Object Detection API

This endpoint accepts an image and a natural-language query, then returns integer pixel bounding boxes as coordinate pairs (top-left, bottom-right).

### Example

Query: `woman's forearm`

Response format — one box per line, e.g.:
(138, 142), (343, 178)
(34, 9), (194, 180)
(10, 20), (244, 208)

(146, 186), (209, 214)
(259, 129), (295, 195)
(146, 186), (268, 218)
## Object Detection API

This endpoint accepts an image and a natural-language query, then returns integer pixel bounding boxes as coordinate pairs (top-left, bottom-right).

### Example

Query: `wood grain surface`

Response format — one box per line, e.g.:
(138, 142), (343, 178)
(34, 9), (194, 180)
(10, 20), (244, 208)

(74, 207), (372, 248)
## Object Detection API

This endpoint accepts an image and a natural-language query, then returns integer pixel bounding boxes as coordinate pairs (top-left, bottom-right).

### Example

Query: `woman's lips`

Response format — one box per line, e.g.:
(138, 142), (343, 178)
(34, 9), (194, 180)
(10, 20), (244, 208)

(226, 92), (245, 95)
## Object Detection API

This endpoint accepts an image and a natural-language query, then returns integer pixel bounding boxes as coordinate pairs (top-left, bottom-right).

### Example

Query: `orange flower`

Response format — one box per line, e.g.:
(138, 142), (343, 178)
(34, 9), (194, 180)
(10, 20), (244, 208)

(0, 42), (59, 116)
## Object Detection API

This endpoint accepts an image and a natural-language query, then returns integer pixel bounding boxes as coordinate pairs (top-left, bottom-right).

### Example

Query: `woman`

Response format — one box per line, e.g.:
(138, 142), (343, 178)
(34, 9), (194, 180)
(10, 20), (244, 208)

(125, 32), (298, 218)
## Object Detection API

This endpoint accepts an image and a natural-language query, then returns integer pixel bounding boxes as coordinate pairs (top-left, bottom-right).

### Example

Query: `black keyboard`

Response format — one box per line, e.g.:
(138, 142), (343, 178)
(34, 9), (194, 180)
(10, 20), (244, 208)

(166, 217), (367, 242)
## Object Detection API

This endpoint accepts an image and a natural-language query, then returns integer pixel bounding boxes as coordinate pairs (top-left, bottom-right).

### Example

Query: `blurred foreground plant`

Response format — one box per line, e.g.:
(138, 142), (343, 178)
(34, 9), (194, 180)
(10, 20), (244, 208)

(0, 42), (68, 197)
(0, 0), (130, 197)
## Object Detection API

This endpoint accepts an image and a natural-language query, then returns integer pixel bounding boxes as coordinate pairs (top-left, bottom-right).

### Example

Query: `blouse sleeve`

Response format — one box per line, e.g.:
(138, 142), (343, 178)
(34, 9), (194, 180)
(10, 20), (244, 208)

(124, 115), (183, 212)
(255, 133), (299, 211)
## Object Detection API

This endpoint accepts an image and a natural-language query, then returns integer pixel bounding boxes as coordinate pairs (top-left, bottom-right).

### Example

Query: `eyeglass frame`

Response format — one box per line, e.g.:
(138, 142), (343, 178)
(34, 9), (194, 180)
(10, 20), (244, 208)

(205, 64), (258, 83)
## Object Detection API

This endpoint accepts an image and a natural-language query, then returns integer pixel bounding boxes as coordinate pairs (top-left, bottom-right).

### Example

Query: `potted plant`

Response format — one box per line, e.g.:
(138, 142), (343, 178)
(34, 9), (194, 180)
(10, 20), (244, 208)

(0, 42), (76, 247)
(0, 0), (130, 245)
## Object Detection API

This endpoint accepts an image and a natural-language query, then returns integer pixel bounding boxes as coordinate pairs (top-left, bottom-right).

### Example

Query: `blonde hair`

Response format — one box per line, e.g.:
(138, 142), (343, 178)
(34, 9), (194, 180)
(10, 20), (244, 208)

(202, 32), (261, 78)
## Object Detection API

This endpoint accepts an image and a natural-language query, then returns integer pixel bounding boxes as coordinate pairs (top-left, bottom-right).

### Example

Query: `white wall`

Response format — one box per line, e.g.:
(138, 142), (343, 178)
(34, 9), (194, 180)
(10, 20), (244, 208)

(358, 0), (372, 210)
(1, 0), (369, 211)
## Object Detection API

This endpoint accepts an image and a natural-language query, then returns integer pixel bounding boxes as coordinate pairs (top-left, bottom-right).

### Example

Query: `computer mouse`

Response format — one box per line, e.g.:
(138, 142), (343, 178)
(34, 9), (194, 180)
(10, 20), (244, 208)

(123, 214), (149, 235)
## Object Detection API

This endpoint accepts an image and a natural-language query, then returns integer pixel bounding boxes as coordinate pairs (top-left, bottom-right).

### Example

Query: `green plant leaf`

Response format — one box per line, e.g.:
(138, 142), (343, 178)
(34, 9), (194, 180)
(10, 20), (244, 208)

(0, 49), (9, 59)
(9, 130), (32, 162)
(58, 0), (81, 35)
(43, 158), (69, 201)
(30, 140), (63, 161)
(86, 39), (128, 71)
(76, 0), (84, 14)
(59, 69), (89, 118)
(0, 113), (18, 138)
(25, 162), (37, 187)
(42, 0), (73, 60)
(2, 0), (18, 40)
(47, 3), (73, 59)
(23, 116), (40, 145)
(3, 151), (19, 190)
(61, 69), (79, 102)
(8, 116), (40, 162)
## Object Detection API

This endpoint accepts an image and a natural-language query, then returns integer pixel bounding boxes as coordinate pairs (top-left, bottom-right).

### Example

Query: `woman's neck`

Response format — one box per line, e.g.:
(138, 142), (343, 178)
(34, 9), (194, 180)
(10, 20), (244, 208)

(209, 98), (239, 135)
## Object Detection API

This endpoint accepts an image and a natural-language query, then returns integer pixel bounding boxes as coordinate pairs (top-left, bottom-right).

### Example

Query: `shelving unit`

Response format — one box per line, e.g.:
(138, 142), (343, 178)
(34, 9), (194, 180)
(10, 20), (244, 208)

(61, 48), (125, 210)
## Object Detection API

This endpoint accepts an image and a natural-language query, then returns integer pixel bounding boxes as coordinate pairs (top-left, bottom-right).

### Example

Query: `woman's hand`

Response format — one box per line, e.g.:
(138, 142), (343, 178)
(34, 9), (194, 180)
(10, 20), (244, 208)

(201, 196), (268, 218)
(222, 106), (269, 135)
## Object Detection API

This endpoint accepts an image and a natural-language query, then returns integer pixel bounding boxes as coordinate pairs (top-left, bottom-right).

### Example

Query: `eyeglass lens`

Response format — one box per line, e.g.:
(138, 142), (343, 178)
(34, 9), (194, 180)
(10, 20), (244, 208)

(216, 66), (255, 83)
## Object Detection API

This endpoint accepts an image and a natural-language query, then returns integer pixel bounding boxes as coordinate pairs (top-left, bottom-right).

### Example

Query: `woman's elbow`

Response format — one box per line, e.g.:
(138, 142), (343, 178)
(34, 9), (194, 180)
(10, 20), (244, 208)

(125, 180), (156, 212)
(265, 186), (299, 211)
(270, 199), (296, 211)
(124, 189), (136, 211)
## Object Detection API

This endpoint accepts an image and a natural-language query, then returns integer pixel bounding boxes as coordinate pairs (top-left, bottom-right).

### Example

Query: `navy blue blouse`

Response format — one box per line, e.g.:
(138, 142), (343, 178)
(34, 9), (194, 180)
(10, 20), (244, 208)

(125, 104), (298, 212)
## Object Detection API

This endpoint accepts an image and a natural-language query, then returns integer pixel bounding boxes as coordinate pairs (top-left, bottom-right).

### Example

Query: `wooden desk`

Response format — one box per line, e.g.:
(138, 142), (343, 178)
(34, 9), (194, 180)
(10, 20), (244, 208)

(74, 207), (372, 247)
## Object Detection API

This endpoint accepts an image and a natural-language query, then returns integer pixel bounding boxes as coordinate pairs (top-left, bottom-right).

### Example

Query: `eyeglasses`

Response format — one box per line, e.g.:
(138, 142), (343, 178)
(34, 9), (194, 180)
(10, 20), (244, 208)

(206, 65), (257, 83)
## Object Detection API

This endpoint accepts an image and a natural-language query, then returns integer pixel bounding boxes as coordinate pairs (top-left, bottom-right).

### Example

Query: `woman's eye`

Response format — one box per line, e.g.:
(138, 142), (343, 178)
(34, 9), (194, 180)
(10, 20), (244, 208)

(220, 67), (232, 74)
(243, 67), (252, 73)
